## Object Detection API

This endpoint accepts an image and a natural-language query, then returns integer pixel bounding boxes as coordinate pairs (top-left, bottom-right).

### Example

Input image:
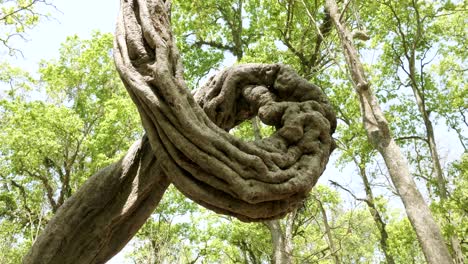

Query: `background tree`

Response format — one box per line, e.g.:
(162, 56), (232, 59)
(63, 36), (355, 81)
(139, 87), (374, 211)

(324, 0), (454, 263)
(0, 32), (141, 262)
(358, 1), (467, 262)
(0, 0), (55, 54)
(127, 186), (199, 263)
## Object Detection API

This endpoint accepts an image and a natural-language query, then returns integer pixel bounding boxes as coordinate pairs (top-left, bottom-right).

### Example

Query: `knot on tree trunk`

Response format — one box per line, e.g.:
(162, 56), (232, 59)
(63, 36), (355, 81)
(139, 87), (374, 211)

(114, 0), (336, 221)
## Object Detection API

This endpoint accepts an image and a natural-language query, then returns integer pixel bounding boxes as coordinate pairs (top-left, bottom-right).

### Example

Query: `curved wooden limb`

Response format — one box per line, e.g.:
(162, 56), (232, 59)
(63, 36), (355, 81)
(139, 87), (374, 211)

(114, 0), (336, 221)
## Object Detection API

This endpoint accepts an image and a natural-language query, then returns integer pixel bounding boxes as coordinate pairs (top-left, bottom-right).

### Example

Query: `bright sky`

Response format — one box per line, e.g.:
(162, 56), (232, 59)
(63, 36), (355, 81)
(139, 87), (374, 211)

(4, 0), (119, 71)
(2, 1), (465, 263)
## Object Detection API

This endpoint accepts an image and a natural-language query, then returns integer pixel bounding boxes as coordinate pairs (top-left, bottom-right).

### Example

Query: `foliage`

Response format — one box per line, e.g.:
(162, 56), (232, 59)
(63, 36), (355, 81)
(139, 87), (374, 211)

(0, 0), (54, 54)
(359, 0), (467, 158)
(432, 154), (468, 256)
(128, 186), (198, 263)
(387, 217), (425, 263)
(0, 32), (141, 260)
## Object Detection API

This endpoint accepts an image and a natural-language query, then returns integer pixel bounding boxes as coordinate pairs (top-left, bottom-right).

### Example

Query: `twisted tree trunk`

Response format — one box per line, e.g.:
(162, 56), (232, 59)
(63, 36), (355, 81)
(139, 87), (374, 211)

(24, 0), (336, 263)
(324, 0), (453, 263)
(114, 0), (336, 221)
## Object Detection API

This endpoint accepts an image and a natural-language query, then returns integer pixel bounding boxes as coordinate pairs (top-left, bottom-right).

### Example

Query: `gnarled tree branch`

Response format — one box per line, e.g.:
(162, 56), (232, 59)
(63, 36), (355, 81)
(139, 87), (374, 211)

(114, 0), (336, 221)
(25, 0), (336, 262)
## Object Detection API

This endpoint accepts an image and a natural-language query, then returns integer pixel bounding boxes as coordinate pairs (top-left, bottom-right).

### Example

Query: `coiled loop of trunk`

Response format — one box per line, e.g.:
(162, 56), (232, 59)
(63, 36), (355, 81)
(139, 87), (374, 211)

(114, 0), (336, 221)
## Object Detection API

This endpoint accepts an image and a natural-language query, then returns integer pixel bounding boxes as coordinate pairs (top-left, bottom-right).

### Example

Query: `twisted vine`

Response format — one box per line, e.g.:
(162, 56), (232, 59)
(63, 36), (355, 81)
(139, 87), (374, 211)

(114, 0), (336, 221)
(24, 0), (336, 262)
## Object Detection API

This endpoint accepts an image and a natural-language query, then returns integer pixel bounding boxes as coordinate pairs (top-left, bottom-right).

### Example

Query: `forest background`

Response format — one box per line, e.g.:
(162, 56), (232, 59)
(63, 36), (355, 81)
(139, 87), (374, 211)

(0, 0), (466, 263)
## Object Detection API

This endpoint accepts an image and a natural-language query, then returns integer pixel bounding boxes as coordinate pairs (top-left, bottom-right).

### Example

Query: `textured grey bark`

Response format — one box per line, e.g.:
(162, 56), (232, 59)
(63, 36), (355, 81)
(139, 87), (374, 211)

(266, 220), (289, 264)
(324, 0), (453, 263)
(24, 0), (336, 262)
(114, 0), (336, 221)
(264, 209), (296, 264)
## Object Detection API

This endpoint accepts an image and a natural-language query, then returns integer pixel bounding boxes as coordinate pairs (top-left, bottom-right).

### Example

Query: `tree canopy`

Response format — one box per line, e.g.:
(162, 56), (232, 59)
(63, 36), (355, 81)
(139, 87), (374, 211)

(0, 0), (466, 263)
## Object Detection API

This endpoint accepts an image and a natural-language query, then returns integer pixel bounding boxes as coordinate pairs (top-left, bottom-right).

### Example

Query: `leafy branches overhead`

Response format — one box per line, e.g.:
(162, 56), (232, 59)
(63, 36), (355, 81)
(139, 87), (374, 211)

(173, 0), (262, 58)
(362, 0), (467, 145)
(171, 0), (263, 87)
(0, 32), (142, 260)
(0, 0), (56, 55)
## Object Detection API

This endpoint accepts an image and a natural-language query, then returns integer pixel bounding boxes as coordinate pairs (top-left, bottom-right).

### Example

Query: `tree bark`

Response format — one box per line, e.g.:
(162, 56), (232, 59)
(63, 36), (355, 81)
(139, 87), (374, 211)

(324, 0), (453, 263)
(450, 235), (465, 264)
(265, 215), (294, 264)
(283, 210), (295, 264)
(114, 0), (336, 221)
(266, 220), (285, 264)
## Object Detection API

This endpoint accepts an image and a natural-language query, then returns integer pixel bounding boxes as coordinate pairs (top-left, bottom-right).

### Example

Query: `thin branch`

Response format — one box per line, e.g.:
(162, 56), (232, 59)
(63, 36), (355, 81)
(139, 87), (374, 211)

(329, 180), (369, 203)
(192, 39), (235, 54)
(395, 135), (429, 143)
(431, 9), (468, 18)
(22, 167), (57, 212)
(411, 0), (423, 50)
(339, 0), (352, 22)
(459, 107), (468, 128)
(382, 1), (410, 61)
(0, 0), (39, 21)
(390, 42), (411, 77)
(10, 179), (33, 215)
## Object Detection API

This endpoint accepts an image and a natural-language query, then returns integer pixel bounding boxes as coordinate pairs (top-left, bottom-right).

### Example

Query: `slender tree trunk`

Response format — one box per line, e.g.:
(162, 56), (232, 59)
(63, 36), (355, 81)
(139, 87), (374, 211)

(408, 58), (447, 199)
(316, 198), (340, 264)
(265, 217), (294, 264)
(354, 159), (395, 264)
(412, 81), (464, 264)
(324, 1), (453, 263)
(257, 107), (294, 264)
(253, 116), (293, 264)
(241, 247), (249, 264)
(450, 235), (465, 264)
(283, 210), (296, 264)
(265, 220), (285, 264)
(251, 117), (262, 140)
(408, 55), (464, 264)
